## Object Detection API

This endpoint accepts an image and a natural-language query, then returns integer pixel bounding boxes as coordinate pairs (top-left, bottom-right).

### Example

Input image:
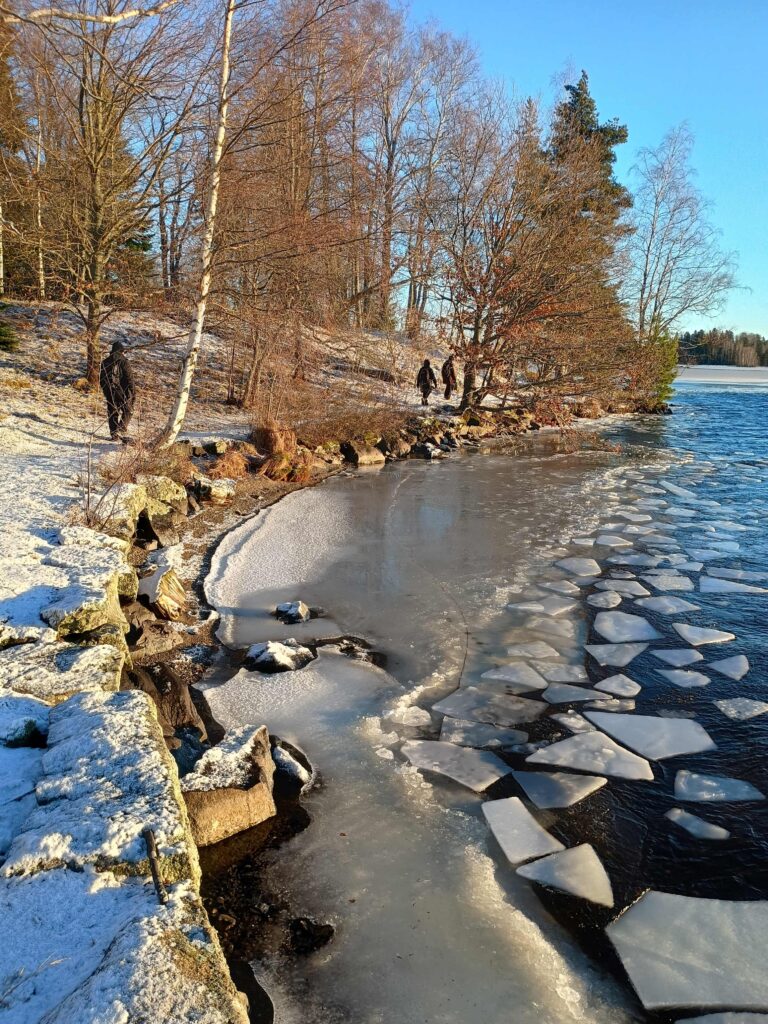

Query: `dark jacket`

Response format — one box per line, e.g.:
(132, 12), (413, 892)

(441, 358), (457, 387)
(100, 349), (135, 409)
(416, 364), (437, 391)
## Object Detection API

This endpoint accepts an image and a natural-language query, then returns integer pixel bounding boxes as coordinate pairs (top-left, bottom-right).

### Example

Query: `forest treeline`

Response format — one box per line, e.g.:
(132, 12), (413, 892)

(678, 329), (768, 367)
(0, 0), (737, 433)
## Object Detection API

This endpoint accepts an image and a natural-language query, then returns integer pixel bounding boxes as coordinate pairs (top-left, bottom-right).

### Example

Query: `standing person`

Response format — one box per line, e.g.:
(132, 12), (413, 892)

(416, 358), (437, 407)
(441, 354), (457, 401)
(99, 340), (136, 442)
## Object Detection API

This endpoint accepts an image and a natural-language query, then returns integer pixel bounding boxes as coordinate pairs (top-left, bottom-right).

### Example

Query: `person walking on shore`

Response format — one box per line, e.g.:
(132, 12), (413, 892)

(416, 358), (438, 407)
(100, 340), (136, 442)
(441, 354), (457, 401)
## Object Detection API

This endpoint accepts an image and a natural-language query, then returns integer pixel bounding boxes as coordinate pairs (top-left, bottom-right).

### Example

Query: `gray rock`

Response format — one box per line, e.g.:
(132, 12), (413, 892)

(243, 639), (315, 673)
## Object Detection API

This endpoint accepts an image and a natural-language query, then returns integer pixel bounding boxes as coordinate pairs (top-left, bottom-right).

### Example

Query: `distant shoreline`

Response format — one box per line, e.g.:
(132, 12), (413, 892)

(675, 364), (768, 385)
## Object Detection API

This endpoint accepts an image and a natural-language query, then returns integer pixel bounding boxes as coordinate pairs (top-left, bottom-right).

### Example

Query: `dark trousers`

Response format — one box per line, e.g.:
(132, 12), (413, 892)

(444, 383), (454, 400)
(107, 401), (133, 439)
(420, 387), (432, 406)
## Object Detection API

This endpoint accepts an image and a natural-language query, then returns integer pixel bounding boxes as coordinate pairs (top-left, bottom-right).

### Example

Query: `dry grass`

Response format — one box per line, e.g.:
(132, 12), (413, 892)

(208, 449), (251, 480)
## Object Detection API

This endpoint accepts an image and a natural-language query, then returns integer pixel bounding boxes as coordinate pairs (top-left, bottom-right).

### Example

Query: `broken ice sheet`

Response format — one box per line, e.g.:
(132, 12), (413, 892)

(641, 573), (695, 592)
(440, 718), (528, 750)
(708, 654), (749, 680)
(714, 698), (768, 722)
(596, 579), (651, 596)
(539, 580), (581, 596)
(517, 843), (614, 907)
(508, 596), (578, 617)
(675, 769), (765, 802)
(482, 796), (564, 864)
(708, 567), (765, 580)
(607, 891), (768, 1012)
(594, 534), (634, 548)
(652, 648), (704, 667)
(700, 577), (768, 595)
(584, 712), (715, 760)
(526, 731), (654, 780)
(480, 663), (548, 691)
(542, 683), (595, 704)
(593, 611), (662, 643)
(505, 641), (561, 659)
(530, 661), (588, 683)
(677, 1014), (768, 1023)
(587, 591), (622, 609)
(432, 687), (546, 728)
(673, 623), (735, 645)
(594, 674), (641, 697)
(550, 711), (596, 734)
(585, 643), (648, 667)
(635, 596), (700, 614)
(511, 770), (606, 809)
(556, 557), (602, 576)
(401, 740), (511, 793)
(665, 807), (730, 840)
(657, 669), (710, 688)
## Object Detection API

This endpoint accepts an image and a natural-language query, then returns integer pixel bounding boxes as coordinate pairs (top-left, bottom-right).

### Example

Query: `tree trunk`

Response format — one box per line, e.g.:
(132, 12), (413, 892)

(160, 0), (235, 447)
(0, 197), (4, 298)
(85, 295), (101, 387)
(459, 361), (477, 411)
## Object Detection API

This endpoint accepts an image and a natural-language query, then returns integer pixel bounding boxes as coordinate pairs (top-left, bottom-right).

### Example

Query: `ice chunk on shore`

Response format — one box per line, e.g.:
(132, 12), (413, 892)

(635, 596), (700, 614)
(556, 557), (602, 576)
(714, 698), (768, 722)
(652, 648), (703, 667)
(607, 891), (768, 1011)
(481, 663), (548, 691)
(440, 718), (528, 749)
(433, 687), (546, 727)
(482, 796), (564, 864)
(539, 581), (581, 596)
(658, 669), (710, 688)
(709, 655), (749, 680)
(509, 595), (578, 617)
(527, 732), (654, 780)
(596, 579), (650, 596)
(511, 770), (606, 809)
(588, 591), (622, 609)
(506, 641), (561, 659)
(585, 712), (715, 760)
(401, 740), (511, 792)
(594, 611), (662, 643)
(585, 643), (648, 667)
(673, 624), (735, 646)
(675, 770), (764, 802)
(517, 844), (614, 907)
(700, 577), (768, 594)
(594, 674), (641, 697)
(665, 807), (730, 840)
(542, 683), (594, 704)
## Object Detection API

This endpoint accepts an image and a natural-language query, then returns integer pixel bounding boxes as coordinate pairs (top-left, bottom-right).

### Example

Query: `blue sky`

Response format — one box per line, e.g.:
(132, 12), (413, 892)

(408, 0), (768, 335)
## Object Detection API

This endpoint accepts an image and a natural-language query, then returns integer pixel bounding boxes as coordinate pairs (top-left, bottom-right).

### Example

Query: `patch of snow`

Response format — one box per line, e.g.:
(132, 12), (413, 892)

(181, 725), (269, 792)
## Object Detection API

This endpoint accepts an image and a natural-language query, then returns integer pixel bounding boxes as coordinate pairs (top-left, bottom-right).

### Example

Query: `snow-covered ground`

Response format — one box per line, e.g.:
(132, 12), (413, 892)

(676, 364), (768, 385)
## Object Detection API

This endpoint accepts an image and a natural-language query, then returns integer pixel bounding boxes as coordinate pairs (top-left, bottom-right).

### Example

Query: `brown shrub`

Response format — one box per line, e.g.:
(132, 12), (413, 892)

(250, 417), (297, 456)
(98, 440), (195, 487)
(208, 449), (250, 480)
(258, 449), (315, 484)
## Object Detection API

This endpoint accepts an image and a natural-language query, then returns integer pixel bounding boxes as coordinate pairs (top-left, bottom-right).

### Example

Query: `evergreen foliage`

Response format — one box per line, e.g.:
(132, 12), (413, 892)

(678, 328), (768, 367)
(0, 319), (19, 352)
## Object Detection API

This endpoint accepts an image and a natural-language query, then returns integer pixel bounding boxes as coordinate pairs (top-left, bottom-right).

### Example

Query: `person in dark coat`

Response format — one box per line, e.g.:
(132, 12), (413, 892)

(441, 354), (457, 400)
(99, 340), (135, 441)
(416, 358), (437, 406)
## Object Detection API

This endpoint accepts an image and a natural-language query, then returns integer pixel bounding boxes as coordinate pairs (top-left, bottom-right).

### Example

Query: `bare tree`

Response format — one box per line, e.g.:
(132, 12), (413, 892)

(626, 125), (736, 343)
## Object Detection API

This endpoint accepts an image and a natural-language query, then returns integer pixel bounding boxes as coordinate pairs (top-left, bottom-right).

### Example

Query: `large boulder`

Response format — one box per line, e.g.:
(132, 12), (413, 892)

(243, 639), (315, 673)
(0, 641), (125, 703)
(100, 483), (149, 541)
(276, 600), (310, 624)
(138, 562), (187, 621)
(194, 475), (237, 505)
(340, 440), (386, 467)
(181, 726), (276, 846)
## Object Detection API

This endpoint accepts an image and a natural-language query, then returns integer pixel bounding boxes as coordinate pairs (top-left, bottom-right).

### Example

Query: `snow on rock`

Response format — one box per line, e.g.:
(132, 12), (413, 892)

(652, 648), (703, 667)
(584, 712), (715, 760)
(511, 770), (606, 808)
(635, 596), (700, 614)
(607, 891), (768, 1012)
(594, 674), (641, 697)
(556, 557), (602, 576)
(482, 796), (564, 864)
(526, 732), (654, 781)
(401, 740), (511, 792)
(271, 743), (313, 787)
(665, 808), (730, 841)
(593, 611), (662, 643)
(440, 718), (528, 750)
(0, 641), (124, 702)
(181, 726), (273, 792)
(517, 844), (614, 907)
(3, 690), (195, 881)
(658, 669), (711, 688)
(674, 770), (764, 803)
(432, 687), (546, 728)
(276, 599), (312, 623)
(708, 654), (749, 680)
(714, 698), (768, 722)
(585, 643), (649, 667)
(0, 692), (49, 745)
(244, 638), (315, 672)
(673, 624), (735, 646)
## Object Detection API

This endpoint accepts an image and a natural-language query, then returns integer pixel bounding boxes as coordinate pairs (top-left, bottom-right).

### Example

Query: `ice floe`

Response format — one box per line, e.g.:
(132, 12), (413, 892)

(673, 624), (735, 645)
(714, 698), (768, 722)
(595, 534), (634, 548)
(585, 643), (649, 667)
(556, 557), (602, 576)
(517, 844), (614, 907)
(596, 579), (651, 596)
(593, 611), (662, 643)
(594, 674), (641, 697)
(508, 596), (578, 617)
(641, 573), (695, 592)
(708, 567), (765, 581)
(542, 683), (595, 704)
(440, 718), (528, 749)
(674, 770), (764, 802)
(607, 891), (768, 1011)
(551, 711), (597, 734)
(530, 661), (588, 682)
(401, 740), (511, 792)
(506, 641), (561, 659)
(511, 770), (606, 808)
(433, 687), (546, 727)
(635, 596), (700, 614)
(678, 1014), (768, 1023)
(658, 669), (710, 688)
(700, 577), (768, 595)
(665, 807), (730, 840)
(585, 697), (636, 712)
(527, 732), (654, 780)
(609, 554), (662, 567)
(708, 654), (749, 680)
(539, 581), (581, 596)
(652, 648), (704, 667)
(584, 712), (715, 759)
(482, 796), (564, 864)
(481, 663), (548, 691)
(588, 591), (622, 609)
